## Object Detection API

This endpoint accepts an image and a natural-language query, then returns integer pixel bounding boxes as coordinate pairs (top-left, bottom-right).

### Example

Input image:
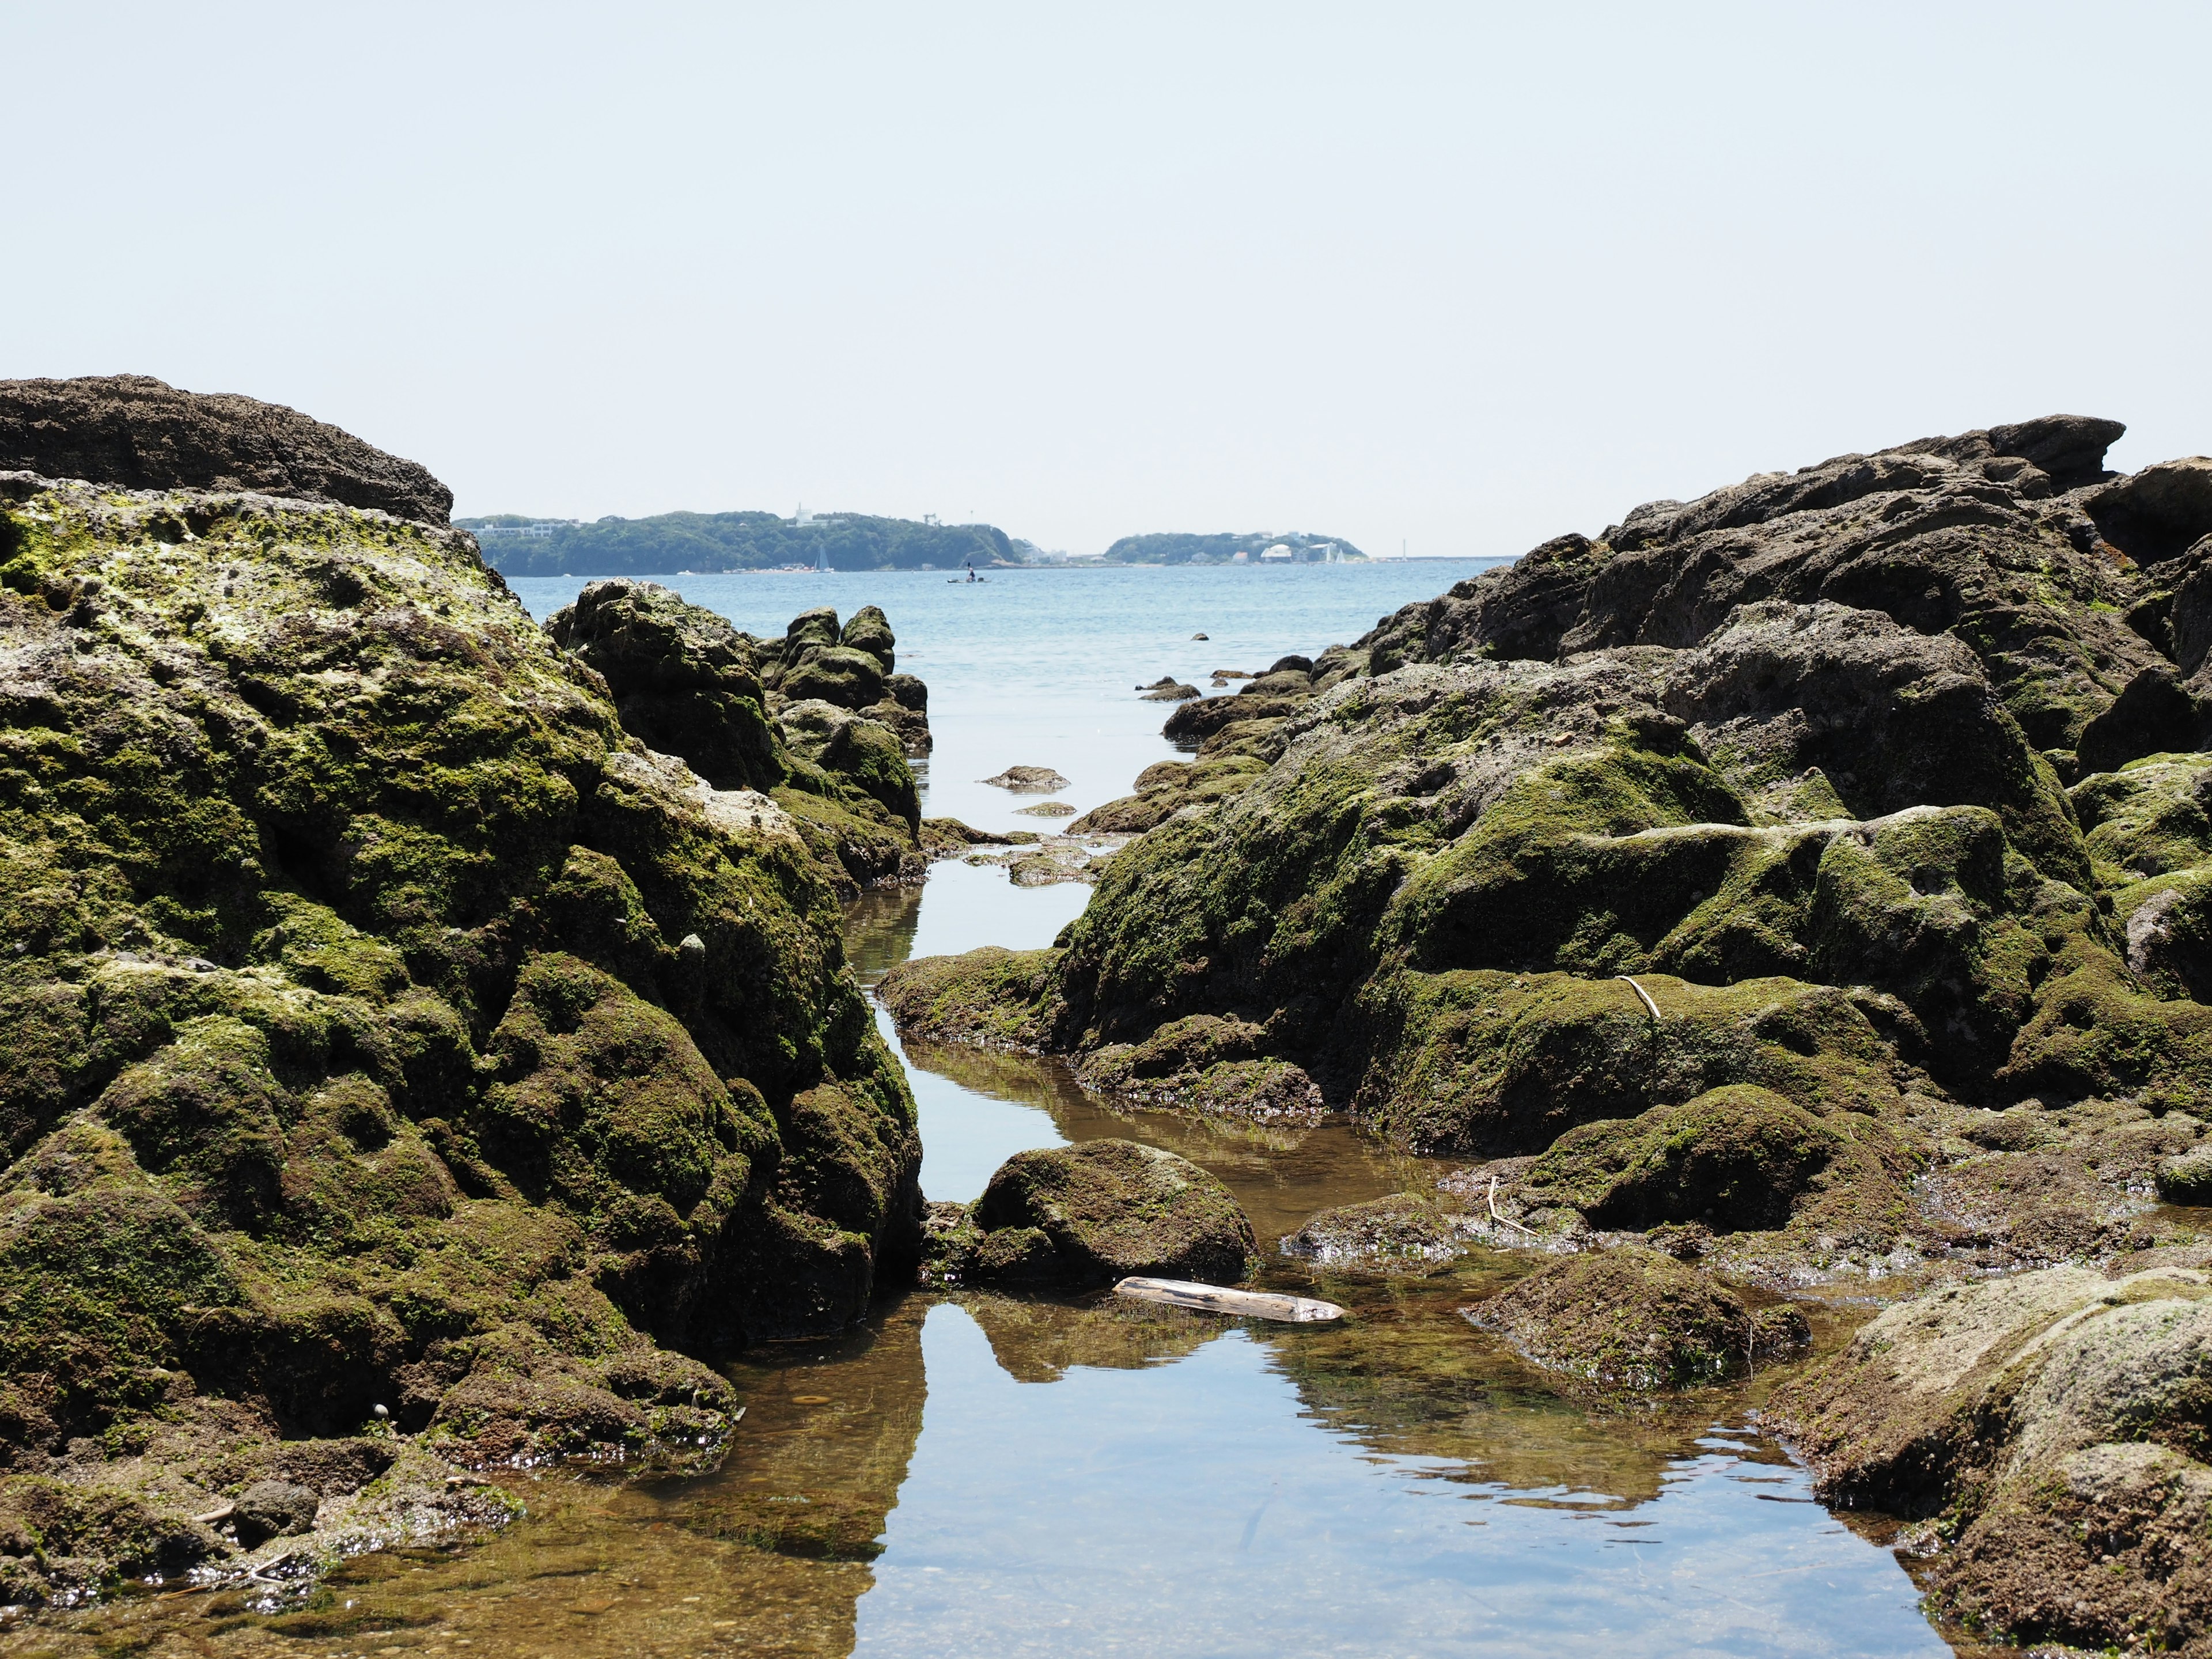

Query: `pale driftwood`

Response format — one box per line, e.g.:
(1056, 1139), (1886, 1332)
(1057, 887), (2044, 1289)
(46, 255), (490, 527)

(1114, 1277), (1344, 1323)
(1487, 1173), (1540, 1240)
(192, 1502), (235, 1526)
(1616, 974), (1661, 1020)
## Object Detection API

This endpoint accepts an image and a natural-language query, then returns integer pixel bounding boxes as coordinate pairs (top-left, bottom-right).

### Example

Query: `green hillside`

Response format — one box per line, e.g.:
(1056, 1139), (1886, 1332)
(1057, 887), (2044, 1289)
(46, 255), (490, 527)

(459, 509), (1022, 574)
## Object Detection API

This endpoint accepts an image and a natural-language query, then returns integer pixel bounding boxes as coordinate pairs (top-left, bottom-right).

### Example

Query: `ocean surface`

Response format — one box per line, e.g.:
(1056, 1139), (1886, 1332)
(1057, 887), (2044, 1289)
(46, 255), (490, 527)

(504, 561), (1508, 834)
(28, 564), (1953, 1657)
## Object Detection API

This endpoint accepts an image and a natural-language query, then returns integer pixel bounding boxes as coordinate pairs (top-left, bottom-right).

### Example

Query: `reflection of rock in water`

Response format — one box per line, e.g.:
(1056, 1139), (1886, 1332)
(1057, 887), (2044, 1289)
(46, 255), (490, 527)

(1256, 1260), (1700, 1508)
(899, 1036), (1423, 1246)
(956, 1289), (1224, 1382)
(843, 882), (926, 986)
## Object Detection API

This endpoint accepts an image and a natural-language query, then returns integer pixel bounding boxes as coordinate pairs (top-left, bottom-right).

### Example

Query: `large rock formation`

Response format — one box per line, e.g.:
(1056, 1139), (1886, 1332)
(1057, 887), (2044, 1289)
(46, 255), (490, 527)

(0, 396), (921, 1602)
(880, 416), (2212, 1650)
(0, 376), (452, 526)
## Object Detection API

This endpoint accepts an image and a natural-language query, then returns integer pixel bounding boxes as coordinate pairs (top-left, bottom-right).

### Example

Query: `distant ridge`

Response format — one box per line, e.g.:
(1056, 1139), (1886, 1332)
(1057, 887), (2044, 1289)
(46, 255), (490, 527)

(459, 508), (1021, 574)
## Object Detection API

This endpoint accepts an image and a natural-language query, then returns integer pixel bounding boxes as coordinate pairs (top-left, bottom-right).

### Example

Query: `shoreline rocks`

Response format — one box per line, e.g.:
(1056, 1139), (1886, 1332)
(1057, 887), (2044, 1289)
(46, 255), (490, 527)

(0, 391), (923, 1604)
(880, 413), (2212, 1631)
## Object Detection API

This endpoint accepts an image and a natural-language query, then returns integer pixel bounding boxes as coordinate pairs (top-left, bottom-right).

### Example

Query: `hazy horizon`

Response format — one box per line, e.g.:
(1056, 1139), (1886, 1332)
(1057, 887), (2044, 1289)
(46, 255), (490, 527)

(10, 2), (2207, 559)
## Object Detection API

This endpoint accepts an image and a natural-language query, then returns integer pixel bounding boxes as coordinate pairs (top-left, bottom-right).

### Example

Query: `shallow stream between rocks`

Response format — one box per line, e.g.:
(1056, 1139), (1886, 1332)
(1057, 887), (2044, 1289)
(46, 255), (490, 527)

(6, 861), (1968, 1659)
(1, 565), (1996, 1658)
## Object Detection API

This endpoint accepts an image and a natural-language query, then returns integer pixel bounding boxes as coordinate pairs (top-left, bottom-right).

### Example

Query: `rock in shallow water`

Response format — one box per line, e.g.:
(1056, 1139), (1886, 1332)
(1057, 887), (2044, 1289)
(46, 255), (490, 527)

(929, 1141), (1258, 1287)
(1465, 1247), (1808, 1393)
(982, 765), (1071, 792)
(1280, 1192), (1467, 1272)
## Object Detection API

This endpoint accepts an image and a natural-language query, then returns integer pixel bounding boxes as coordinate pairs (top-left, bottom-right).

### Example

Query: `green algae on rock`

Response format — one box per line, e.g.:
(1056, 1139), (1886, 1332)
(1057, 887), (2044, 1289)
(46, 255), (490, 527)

(1466, 1247), (1809, 1395)
(0, 396), (928, 1602)
(926, 1140), (1259, 1287)
(1772, 1262), (2212, 1653)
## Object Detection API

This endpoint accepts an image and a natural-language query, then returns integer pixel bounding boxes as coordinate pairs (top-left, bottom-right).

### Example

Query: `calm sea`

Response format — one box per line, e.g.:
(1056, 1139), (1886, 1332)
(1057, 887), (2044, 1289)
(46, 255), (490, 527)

(505, 560), (1505, 831)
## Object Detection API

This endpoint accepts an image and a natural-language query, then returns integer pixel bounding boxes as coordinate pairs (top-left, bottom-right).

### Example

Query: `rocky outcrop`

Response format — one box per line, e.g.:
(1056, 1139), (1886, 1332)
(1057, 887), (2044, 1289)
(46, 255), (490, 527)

(883, 416), (2212, 1622)
(1773, 1263), (2212, 1653)
(921, 1141), (1256, 1286)
(545, 583), (931, 891)
(0, 376), (452, 525)
(0, 414), (921, 1601)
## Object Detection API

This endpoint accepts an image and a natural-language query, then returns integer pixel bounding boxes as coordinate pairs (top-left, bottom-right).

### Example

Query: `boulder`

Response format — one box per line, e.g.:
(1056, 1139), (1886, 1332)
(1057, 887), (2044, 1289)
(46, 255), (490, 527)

(981, 765), (1071, 791)
(0, 374), (452, 524)
(1772, 1263), (2212, 1652)
(232, 1478), (319, 1547)
(1280, 1193), (1464, 1272)
(964, 1140), (1257, 1286)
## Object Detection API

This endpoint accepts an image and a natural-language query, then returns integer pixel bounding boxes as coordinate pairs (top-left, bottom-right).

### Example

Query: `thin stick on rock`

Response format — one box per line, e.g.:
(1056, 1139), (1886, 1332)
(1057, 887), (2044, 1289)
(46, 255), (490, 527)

(1616, 974), (1661, 1020)
(1487, 1174), (1540, 1240)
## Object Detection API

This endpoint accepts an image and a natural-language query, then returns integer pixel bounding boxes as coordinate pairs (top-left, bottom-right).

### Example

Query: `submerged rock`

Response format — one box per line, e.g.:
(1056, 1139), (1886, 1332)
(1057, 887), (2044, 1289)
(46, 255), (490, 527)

(934, 1140), (1258, 1287)
(1467, 1248), (1808, 1393)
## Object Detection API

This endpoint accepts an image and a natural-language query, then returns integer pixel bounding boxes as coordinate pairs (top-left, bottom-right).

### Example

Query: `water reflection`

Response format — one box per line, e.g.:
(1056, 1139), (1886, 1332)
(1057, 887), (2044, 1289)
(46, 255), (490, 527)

(1, 862), (1954, 1659)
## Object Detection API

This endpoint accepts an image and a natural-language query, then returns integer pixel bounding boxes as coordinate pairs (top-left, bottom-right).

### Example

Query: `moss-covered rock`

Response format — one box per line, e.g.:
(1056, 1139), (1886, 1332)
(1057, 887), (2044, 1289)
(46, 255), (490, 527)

(1279, 1192), (1465, 1272)
(1512, 1084), (1911, 1240)
(876, 946), (1064, 1051)
(1465, 1247), (1804, 1394)
(1772, 1263), (2212, 1652)
(962, 1139), (1257, 1286)
(0, 407), (926, 1604)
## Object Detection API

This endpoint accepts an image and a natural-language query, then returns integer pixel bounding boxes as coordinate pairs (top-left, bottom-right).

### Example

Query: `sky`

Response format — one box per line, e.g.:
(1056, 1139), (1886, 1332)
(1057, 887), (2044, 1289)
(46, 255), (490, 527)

(7, 2), (2209, 557)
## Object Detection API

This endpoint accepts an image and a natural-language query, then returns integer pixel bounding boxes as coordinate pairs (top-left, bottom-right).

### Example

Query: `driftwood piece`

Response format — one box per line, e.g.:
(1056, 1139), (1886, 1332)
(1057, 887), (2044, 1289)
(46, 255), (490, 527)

(1616, 974), (1661, 1019)
(1113, 1277), (1344, 1323)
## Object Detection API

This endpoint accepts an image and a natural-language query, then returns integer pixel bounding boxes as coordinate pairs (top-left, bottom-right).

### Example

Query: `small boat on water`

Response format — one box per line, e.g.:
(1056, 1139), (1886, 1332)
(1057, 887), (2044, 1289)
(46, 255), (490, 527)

(1113, 1277), (1345, 1323)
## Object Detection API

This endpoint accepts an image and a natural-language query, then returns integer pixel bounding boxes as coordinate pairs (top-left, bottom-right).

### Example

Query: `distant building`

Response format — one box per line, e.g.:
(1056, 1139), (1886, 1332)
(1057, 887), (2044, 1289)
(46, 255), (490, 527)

(472, 520), (574, 540)
(1260, 544), (1294, 562)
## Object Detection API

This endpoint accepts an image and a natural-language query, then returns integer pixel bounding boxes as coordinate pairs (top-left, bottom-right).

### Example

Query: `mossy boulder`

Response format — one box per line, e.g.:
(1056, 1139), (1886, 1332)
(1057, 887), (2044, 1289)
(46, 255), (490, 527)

(1467, 1247), (1805, 1393)
(961, 1140), (1257, 1286)
(1280, 1192), (1465, 1272)
(0, 399), (928, 1604)
(1772, 1263), (2212, 1652)
(876, 946), (1064, 1051)
(2158, 1143), (2212, 1204)
(1514, 1084), (1910, 1238)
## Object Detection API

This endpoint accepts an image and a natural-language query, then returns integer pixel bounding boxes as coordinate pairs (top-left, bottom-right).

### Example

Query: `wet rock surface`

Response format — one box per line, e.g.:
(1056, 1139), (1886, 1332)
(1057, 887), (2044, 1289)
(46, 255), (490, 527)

(0, 398), (926, 1603)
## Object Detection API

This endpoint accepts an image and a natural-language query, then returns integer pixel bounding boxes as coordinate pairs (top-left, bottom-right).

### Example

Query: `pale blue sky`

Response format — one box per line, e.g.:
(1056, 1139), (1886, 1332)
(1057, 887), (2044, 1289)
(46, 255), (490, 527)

(9, 2), (2207, 555)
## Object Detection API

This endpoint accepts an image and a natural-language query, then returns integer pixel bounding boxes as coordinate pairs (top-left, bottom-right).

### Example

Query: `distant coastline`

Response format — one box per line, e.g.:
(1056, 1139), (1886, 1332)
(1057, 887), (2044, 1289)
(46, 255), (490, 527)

(462, 510), (1387, 575)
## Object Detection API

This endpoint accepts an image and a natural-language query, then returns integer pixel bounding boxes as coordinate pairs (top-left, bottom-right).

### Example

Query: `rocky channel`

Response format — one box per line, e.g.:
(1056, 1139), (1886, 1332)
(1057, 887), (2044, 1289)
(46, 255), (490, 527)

(881, 414), (2212, 1654)
(9, 380), (2212, 1654)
